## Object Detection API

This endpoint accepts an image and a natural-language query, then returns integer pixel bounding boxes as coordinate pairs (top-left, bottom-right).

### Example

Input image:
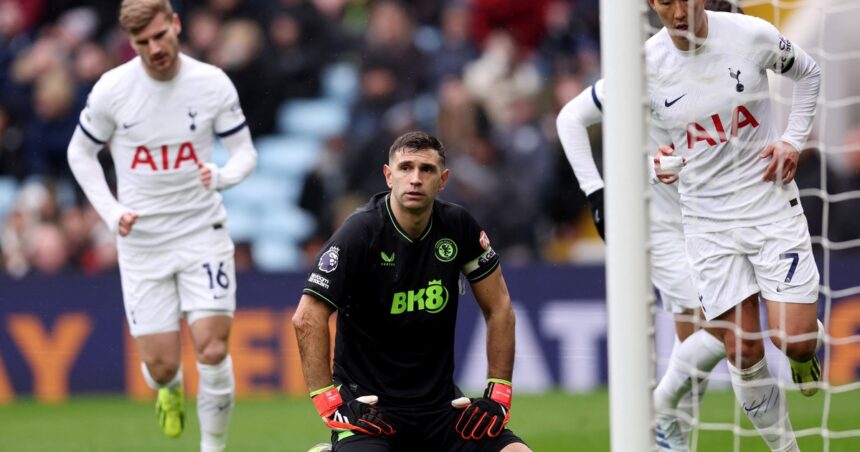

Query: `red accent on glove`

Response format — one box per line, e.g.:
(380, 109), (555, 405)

(488, 382), (512, 408)
(312, 387), (343, 418)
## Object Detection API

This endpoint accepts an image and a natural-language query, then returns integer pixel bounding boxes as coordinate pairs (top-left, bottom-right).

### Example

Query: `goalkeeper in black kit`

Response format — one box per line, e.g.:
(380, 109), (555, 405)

(293, 131), (531, 452)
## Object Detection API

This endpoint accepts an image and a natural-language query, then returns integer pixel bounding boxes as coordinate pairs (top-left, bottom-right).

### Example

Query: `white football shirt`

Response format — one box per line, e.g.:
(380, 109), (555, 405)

(78, 53), (247, 248)
(646, 11), (819, 233)
(557, 79), (683, 235)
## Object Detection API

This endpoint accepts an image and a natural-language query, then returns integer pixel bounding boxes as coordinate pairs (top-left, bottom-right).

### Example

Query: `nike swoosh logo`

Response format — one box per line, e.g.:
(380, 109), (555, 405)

(776, 283), (793, 293)
(122, 121), (141, 129)
(214, 294), (227, 300)
(664, 94), (686, 107)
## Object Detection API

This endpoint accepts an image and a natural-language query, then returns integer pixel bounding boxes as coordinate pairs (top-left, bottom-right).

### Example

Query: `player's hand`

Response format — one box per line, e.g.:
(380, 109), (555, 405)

(654, 145), (683, 184)
(452, 379), (512, 440)
(197, 161), (213, 189)
(118, 212), (138, 237)
(586, 188), (605, 242)
(311, 385), (395, 436)
(759, 140), (799, 184)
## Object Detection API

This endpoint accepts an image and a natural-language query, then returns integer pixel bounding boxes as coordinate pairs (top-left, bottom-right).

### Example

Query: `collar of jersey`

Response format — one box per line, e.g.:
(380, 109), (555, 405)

(385, 193), (433, 243)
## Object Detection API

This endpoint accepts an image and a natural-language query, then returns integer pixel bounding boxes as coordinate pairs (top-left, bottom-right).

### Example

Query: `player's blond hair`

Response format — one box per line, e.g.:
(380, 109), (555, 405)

(119, 0), (174, 34)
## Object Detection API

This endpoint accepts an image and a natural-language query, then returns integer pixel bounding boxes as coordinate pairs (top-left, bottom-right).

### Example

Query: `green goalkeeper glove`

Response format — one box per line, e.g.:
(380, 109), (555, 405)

(310, 385), (395, 436)
(452, 379), (512, 440)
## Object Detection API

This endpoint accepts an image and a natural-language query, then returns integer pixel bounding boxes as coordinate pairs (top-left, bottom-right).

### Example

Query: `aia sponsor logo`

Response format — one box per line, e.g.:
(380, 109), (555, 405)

(130, 142), (199, 170)
(685, 105), (759, 149)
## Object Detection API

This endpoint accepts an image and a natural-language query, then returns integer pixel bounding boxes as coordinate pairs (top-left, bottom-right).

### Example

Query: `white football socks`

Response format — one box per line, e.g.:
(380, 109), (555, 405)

(728, 358), (798, 452)
(197, 355), (235, 452)
(654, 329), (725, 416)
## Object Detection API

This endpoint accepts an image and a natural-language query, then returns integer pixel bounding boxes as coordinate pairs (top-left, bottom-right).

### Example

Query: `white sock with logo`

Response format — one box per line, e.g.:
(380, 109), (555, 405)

(675, 373), (710, 436)
(654, 330), (725, 417)
(728, 358), (798, 451)
(197, 355), (235, 452)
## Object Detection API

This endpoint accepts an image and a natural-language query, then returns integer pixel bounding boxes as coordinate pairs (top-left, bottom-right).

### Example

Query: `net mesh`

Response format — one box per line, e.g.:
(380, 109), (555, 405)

(647, 0), (860, 450)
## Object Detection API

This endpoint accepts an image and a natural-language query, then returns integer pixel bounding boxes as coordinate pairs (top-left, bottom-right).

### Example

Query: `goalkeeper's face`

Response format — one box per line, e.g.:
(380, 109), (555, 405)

(384, 148), (449, 214)
(649, 0), (707, 50)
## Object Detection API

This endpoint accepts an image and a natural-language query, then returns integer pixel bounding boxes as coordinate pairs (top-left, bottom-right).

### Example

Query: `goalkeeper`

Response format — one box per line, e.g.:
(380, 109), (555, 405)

(293, 131), (530, 452)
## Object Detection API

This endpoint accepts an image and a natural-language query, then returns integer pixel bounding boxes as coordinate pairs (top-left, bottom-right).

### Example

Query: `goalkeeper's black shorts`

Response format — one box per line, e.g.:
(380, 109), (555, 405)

(329, 384), (526, 452)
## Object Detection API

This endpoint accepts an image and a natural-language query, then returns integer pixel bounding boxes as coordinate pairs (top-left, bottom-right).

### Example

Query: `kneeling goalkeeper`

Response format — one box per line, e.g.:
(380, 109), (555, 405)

(292, 131), (530, 452)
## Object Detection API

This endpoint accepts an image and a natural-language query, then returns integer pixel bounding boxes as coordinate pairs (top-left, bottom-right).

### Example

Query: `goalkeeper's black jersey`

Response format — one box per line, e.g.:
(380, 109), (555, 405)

(302, 192), (500, 409)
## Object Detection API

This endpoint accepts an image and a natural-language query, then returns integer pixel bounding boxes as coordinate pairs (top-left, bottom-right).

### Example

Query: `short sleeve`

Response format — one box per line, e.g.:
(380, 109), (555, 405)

(302, 217), (366, 309)
(458, 210), (500, 283)
(213, 71), (247, 138)
(78, 78), (115, 144)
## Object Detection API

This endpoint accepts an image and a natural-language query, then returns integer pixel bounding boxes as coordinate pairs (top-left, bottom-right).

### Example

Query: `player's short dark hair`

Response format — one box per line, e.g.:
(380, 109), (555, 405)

(389, 131), (446, 167)
(704, 0), (744, 13)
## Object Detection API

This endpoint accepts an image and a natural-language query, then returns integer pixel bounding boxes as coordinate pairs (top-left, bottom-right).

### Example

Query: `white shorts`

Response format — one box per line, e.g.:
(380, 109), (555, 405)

(652, 230), (699, 314)
(118, 224), (236, 337)
(685, 214), (819, 321)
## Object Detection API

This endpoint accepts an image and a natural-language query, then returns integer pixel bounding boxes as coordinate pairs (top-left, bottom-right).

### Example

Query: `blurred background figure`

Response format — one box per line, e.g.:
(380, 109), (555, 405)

(0, 0), (856, 278)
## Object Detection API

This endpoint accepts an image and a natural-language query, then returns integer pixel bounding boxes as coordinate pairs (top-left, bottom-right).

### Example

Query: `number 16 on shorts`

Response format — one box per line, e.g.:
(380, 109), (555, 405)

(190, 256), (236, 311)
(203, 262), (231, 290)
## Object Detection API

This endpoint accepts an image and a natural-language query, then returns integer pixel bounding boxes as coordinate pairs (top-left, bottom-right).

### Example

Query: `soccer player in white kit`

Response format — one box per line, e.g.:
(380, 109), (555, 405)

(647, 1), (823, 451)
(557, 77), (726, 450)
(66, 1), (257, 451)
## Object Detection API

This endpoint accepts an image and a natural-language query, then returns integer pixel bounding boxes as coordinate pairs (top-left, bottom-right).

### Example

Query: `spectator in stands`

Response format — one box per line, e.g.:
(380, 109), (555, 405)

(835, 125), (860, 243)
(260, 5), (328, 102)
(0, 103), (25, 179)
(359, 0), (427, 100)
(463, 30), (541, 127)
(24, 66), (78, 178)
(426, 3), (478, 92)
(212, 18), (274, 136)
(28, 222), (70, 274)
(470, 0), (550, 51)
(536, 0), (599, 77)
(183, 7), (220, 62)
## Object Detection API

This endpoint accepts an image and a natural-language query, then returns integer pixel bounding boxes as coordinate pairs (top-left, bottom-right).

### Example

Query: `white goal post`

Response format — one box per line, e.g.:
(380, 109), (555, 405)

(600, 0), (654, 451)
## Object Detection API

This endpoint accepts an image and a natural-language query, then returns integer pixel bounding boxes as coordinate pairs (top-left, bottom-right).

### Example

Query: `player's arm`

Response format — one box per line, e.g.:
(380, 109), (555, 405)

(67, 127), (136, 235)
(758, 23), (821, 184)
(202, 71), (258, 191)
(453, 265), (515, 440)
(293, 288), (394, 436)
(557, 81), (607, 240)
(201, 126), (257, 191)
(293, 293), (336, 392)
(471, 266), (515, 382)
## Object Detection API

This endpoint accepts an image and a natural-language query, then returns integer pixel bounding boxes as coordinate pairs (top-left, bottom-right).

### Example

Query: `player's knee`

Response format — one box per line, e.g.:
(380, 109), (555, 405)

(724, 337), (764, 368)
(196, 340), (228, 365)
(145, 359), (181, 384)
(783, 338), (817, 362)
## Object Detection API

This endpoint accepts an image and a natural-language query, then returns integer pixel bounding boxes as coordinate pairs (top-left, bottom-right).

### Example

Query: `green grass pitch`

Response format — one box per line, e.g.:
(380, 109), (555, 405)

(1, 390), (858, 451)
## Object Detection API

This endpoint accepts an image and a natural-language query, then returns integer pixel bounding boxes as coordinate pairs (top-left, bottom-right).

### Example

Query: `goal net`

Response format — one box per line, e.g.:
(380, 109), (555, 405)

(632, 1), (860, 451)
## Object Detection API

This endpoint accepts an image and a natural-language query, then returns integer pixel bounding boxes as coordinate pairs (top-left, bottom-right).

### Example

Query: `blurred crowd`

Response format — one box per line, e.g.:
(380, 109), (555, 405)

(0, 0), (857, 278)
